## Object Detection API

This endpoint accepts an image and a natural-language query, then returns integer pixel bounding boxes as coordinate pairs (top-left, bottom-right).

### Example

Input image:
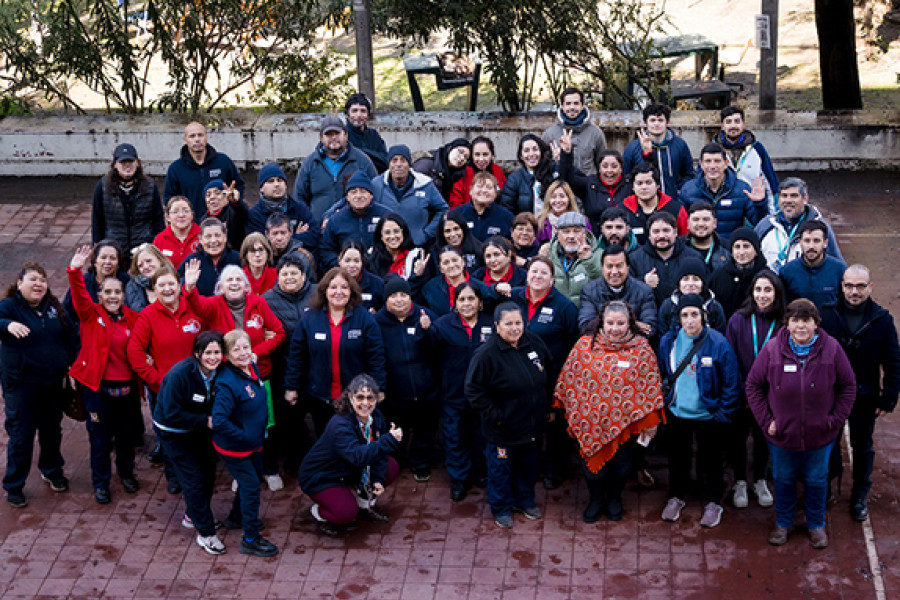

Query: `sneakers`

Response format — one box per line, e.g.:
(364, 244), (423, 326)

(413, 470), (431, 483)
(182, 513), (194, 529)
(310, 504), (325, 522)
(851, 498), (869, 522)
(6, 490), (27, 508)
(121, 477), (139, 494)
(732, 480), (749, 509)
(661, 497), (686, 522)
(196, 534), (226, 555)
(494, 514), (514, 529)
(768, 525), (791, 546)
(94, 487), (111, 505)
(636, 469), (655, 488)
(809, 527), (828, 549)
(754, 480), (774, 507)
(700, 502), (724, 528)
(264, 474), (284, 492)
(513, 505), (542, 520)
(41, 473), (69, 492)
(240, 536), (278, 557)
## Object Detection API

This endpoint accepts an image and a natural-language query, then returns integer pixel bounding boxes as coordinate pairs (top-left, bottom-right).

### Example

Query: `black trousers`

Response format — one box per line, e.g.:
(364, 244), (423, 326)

(159, 429), (218, 536)
(2, 380), (64, 494)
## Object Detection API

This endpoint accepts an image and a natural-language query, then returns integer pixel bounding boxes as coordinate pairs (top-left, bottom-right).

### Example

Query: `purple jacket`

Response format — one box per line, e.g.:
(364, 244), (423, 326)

(746, 328), (856, 452)
(725, 310), (783, 381)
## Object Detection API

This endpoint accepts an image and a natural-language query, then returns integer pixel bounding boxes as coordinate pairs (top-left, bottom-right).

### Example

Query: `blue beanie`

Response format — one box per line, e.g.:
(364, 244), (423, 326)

(388, 144), (412, 165)
(258, 162), (286, 187)
(203, 179), (225, 198)
(345, 171), (374, 195)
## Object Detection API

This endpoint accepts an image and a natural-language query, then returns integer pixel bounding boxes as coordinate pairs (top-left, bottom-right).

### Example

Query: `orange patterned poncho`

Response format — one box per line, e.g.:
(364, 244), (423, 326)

(553, 332), (665, 473)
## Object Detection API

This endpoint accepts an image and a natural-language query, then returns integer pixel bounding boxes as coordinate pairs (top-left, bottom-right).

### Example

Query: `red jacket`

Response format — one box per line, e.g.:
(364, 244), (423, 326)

(448, 164), (507, 209)
(153, 223), (200, 268)
(126, 298), (203, 393)
(67, 267), (140, 391)
(184, 288), (285, 378)
(244, 265), (278, 296)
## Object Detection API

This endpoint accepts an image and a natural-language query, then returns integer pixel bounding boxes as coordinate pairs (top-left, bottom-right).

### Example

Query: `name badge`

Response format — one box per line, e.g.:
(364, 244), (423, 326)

(372, 217), (380, 223)
(314, 332), (327, 341)
(209, 168), (222, 178)
(361, 293), (372, 301)
(784, 364), (797, 373)
(191, 394), (205, 403)
(574, 273), (587, 282)
(633, 227), (644, 236)
(700, 356), (713, 366)
(720, 200), (732, 207)
(368, 224), (377, 233)
(617, 360), (630, 368)
(527, 351), (538, 360)
(487, 227), (500, 235)
(481, 327), (492, 334)
(407, 327), (416, 335)
(348, 329), (362, 339)
(162, 249), (173, 256)
(467, 222), (475, 229)
(416, 191), (426, 197)
(540, 307), (554, 315)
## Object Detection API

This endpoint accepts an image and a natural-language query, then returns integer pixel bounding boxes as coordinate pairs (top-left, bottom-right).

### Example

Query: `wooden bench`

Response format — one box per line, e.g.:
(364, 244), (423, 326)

(667, 78), (734, 110)
(403, 53), (482, 112)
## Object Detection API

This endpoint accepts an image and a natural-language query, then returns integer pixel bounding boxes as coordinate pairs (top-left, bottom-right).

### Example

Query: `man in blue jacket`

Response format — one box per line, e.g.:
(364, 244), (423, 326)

(715, 106), (780, 213)
(292, 114), (377, 221)
(371, 145), (448, 247)
(780, 220), (846, 309)
(320, 171), (390, 268)
(680, 143), (768, 240)
(164, 122), (244, 219)
(344, 93), (388, 172)
(246, 163), (320, 254)
(658, 294), (740, 529)
(622, 104), (694, 202)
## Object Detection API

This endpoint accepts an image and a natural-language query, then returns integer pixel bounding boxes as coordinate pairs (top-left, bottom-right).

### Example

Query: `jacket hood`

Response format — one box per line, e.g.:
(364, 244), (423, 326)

(716, 129), (758, 151)
(555, 107), (592, 133)
(775, 326), (831, 361)
(179, 144), (218, 169)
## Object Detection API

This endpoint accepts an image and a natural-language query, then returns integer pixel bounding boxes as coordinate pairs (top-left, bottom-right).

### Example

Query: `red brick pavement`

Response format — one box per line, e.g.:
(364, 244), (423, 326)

(0, 173), (896, 599)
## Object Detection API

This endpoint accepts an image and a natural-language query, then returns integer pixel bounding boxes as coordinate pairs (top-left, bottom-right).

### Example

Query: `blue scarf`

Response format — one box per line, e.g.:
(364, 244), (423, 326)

(561, 109), (587, 127)
(789, 334), (818, 357)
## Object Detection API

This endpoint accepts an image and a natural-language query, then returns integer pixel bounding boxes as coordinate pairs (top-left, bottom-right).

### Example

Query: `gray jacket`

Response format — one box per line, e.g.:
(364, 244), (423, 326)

(292, 142), (377, 221)
(578, 275), (658, 335)
(542, 108), (607, 177)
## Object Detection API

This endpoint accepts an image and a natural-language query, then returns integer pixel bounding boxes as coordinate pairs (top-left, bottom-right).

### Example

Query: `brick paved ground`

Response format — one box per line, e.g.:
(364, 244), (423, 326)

(0, 172), (897, 599)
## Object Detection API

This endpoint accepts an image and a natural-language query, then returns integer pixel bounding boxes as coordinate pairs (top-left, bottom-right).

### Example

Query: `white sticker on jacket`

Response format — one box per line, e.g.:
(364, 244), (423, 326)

(784, 364), (797, 373)
(700, 356), (713, 366)
(314, 332), (327, 341)
(348, 329), (362, 339)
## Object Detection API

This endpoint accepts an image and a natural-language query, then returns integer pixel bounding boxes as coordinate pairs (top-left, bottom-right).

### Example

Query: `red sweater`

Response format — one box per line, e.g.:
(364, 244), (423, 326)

(185, 288), (285, 378)
(448, 164), (507, 209)
(126, 298), (203, 393)
(67, 268), (140, 391)
(244, 265), (278, 296)
(153, 224), (200, 268)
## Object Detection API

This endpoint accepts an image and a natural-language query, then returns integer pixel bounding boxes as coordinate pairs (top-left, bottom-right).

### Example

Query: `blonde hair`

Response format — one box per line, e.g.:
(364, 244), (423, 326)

(128, 243), (174, 277)
(224, 329), (251, 354)
(536, 181), (579, 230)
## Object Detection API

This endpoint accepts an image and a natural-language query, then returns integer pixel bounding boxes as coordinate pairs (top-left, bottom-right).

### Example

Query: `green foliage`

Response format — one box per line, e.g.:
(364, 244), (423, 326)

(250, 50), (355, 113)
(0, 94), (31, 116)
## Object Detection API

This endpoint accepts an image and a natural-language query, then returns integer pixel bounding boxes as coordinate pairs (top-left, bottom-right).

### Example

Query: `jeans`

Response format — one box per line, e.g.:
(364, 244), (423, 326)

(665, 411), (725, 503)
(769, 441), (834, 529)
(160, 430), (218, 537)
(484, 440), (540, 518)
(442, 400), (485, 484)
(220, 452), (264, 541)
(82, 383), (140, 489)
(2, 381), (64, 493)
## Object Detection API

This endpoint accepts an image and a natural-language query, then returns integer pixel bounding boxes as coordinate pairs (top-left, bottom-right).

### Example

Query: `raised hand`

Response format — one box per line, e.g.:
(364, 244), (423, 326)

(419, 309), (431, 330)
(413, 252), (430, 277)
(389, 422), (403, 442)
(644, 267), (659, 288)
(745, 176), (766, 202)
(183, 258), (202, 291)
(69, 245), (92, 271)
(224, 181), (239, 203)
(637, 130), (653, 154)
(559, 128), (573, 154)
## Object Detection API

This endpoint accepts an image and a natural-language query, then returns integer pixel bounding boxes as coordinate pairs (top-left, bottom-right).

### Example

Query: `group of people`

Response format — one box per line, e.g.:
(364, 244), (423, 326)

(1, 89), (898, 558)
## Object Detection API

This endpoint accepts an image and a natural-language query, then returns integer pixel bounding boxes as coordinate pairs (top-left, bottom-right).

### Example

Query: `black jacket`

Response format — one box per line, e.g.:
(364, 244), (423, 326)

(153, 356), (218, 433)
(629, 239), (703, 306)
(92, 175), (164, 253)
(374, 303), (439, 403)
(465, 331), (552, 445)
(708, 253), (767, 319)
(0, 293), (78, 385)
(820, 297), (900, 411)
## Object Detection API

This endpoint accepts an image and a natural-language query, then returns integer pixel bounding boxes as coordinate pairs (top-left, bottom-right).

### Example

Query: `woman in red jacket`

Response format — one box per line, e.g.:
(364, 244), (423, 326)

(153, 196), (200, 268)
(240, 233), (277, 295)
(126, 265), (203, 494)
(68, 246), (142, 504)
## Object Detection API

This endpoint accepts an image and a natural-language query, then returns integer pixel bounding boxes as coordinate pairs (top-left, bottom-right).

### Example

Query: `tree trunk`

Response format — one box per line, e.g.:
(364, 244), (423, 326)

(815, 0), (863, 109)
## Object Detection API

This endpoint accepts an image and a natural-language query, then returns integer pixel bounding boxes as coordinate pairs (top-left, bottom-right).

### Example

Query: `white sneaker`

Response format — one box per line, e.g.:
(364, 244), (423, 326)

(732, 480), (749, 509)
(700, 502), (724, 528)
(181, 513), (193, 529)
(661, 497), (686, 522)
(265, 474), (284, 492)
(310, 503), (325, 522)
(231, 479), (238, 493)
(196, 534), (226, 555)
(754, 480), (774, 507)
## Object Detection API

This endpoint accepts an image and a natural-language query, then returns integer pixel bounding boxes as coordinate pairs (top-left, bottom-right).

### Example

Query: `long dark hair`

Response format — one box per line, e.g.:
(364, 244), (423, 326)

(584, 300), (642, 338)
(517, 134), (556, 188)
(307, 267), (362, 312)
(436, 211), (482, 258)
(333, 373), (381, 416)
(736, 269), (786, 321)
(6, 262), (73, 331)
(367, 213), (415, 276)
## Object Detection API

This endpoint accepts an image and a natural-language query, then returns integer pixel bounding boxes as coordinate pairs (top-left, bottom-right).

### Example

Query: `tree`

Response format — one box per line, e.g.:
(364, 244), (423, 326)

(815, 0), (863, 109)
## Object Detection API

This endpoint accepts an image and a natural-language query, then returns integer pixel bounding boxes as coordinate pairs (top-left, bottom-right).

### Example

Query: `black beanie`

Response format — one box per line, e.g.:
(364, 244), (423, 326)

(383, 275), (411, 298)
(729, 226), (761, 252)
(678, 293), (706, 315)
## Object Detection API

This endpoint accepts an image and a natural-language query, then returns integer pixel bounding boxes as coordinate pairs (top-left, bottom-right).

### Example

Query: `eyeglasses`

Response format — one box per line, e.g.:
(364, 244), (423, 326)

(170, 208), (191, 216)
(249, 247), (267, 255)
(842, 282), (870, 291)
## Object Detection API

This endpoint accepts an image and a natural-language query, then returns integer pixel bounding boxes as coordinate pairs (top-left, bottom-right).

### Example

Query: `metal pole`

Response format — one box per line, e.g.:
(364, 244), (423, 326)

(353, 0), (376, 109)
(759, 0), (778, 109)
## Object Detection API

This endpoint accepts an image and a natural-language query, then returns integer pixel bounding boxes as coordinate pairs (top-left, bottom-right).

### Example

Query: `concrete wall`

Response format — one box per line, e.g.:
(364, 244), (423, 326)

(0, 109), (898, 177)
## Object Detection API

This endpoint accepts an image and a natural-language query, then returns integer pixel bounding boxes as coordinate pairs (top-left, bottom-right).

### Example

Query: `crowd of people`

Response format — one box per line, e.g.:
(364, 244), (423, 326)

(1, 89), (898, 558)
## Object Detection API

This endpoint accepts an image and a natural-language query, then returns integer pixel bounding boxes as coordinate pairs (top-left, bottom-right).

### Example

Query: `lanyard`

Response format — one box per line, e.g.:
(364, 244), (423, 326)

(776, 213), (805, 262)
(703, 244), (714, 264)
(751, 314), (776, 357)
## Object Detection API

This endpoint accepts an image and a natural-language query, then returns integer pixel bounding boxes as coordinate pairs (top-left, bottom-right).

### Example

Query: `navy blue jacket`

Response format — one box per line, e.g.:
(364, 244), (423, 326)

(293, 143), (377, 221)
(679, 168), (767, 239)
(416, 276), (500, 317)
(450, 202), (514, 242)
(297, 409), (398, 496)
(245, 195), (320, 251)
(629, 239), (704, 305)
(358, 270), (385, 312)
(559, 150), (632, 231)
(780, 256), (845, 310)
(211, 363), (268, 453)
(499, 163), (562, 214)
(177, 248), (241, 297)
(466, 330), (553, 445)
(374, 303), (439, 403)
(346, 123), (388, 172)
(163, 144), (244, 219)
(0, 293), (78, 385)
(658, 325), (741, 423)
(431, 311), (494, 406)
(154, 356), (218, 433)
(622, 129), (694, 202)
(472, 264), (527, 288)
(320, 204), (391, 269)
(510, 286), (579, 378)
(284, 305), (386, 403)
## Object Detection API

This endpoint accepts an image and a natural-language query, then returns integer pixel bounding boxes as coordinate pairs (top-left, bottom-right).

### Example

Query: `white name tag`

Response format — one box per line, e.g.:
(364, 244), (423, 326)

(720, 200), (732, 207)
(209, 169), (222, 178)
(481, 327), (492, 334)
(162, 249), (173, 256)
(407, 327), (416, 335)
(574, 273), (586, 282)
(467, 222), (475, 229)
(416, 191), (426, 197)
(700, 356), (713, 366)
(527, 351), (538, 360)
(617, 360), (630, 368)
(348, 329), (362, 339)
(367, 224), (377, 233)
(633, 227), (644, 235)
(487, 227), (500, 234)
(191, 394), (205, 403)
(314, 332), (327, 341)
(361, 293), (372, 301)
(784, 364), (797, 373)
(540, 307), (554, 315)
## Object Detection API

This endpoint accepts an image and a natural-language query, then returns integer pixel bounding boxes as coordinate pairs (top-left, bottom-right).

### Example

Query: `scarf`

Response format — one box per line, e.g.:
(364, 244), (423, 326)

(225, 295), (247, 330)
(258, 193), (287, 216)
(560, 108), (588, 127)
(553, 332), (665, 473)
